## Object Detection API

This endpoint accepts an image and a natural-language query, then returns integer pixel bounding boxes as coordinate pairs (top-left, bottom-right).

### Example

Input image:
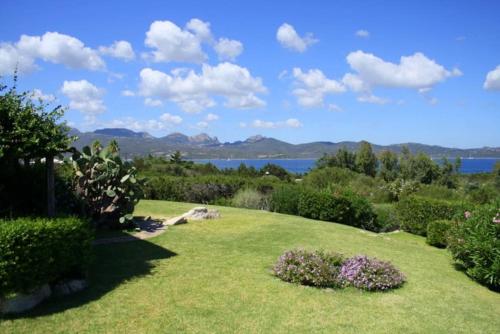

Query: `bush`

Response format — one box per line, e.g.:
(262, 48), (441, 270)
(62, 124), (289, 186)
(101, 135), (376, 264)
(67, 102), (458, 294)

(373, 204), (400, 232)
(447, 205), (500, 290)
(302, 167), (355, 189)
(0, 217), (93, 297)
(231, 188), (268, 210)
(298, 189), (353, 223)
(273, 249), (345, 288)
(269, 185), (303, 215)
(340, 255), (406, 291)
(396, 196), (470, 236)
(426, 220), (453, 248)
(341, 190), (378, 231)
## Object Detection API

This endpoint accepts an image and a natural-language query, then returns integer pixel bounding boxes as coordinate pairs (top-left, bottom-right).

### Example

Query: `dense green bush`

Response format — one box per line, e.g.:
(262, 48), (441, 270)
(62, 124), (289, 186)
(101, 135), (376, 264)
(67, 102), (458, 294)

(426, 220), (453, 248)
(231, 188), (268, 210)
(302, 167), (355, 189)
(0, 217), (93, 297)
(396, 196), (470, 236)
(269, 185), (303, 215)
(373, 204), (400, 232)
(342, 190), (378, 231)
(447, 205), (500, 290)
(273, 249), (345, 288)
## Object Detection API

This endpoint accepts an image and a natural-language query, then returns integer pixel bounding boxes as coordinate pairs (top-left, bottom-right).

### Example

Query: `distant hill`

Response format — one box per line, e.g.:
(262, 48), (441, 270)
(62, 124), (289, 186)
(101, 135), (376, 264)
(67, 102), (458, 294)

(70, 128), (500, 159)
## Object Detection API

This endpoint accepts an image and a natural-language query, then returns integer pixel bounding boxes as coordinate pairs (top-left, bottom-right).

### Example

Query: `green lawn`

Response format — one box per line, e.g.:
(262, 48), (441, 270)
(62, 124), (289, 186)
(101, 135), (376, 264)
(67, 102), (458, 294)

(1, 200), (499, 333)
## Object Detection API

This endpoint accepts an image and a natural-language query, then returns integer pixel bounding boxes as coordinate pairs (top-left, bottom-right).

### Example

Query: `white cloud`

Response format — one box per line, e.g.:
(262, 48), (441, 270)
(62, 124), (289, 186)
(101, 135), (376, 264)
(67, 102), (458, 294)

(205, 113), (219, 121)
(105, 114), (182, 132)
(345, 50), (461, 90)
(196, 121), (209, 128)
(276, 23), (317, 52)
(139, 62), (266, 113)
(144, 20), (207, 63)
(61, 80), (106, 117)
(355, 30), (370, 38)
(121, 89), (136, 97)
(144, 97), (163, 107)
(186, 18), (213, 43)
(99, 40), (135, 61)
(292, 68), (345, 107)
(357, 93), (390, 105)
(239, 122), (247, 128)
(484, 65), (500, 91)
(252, 118), (303, 129)
(31, 89), (55, 102)
(327, 104), (343, 112)
(160, 113), (183, 124)
(1, 32), (105, 74)
(214, 38), (243, 61)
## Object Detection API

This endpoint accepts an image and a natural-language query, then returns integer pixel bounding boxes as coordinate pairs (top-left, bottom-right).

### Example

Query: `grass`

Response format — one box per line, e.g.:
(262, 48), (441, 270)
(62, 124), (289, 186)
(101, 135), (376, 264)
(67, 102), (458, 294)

(1, 200), (499, 333)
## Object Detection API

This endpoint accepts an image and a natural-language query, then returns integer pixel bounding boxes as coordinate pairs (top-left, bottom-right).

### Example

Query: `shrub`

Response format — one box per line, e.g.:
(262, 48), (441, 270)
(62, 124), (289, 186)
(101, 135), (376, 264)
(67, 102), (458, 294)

(0, 217), (93, 297)
(396, 196), (470, 236)
(447, 205), (500, 290)
(298, 189), (354, 223)
(231, 188), (268, 210)
(341, 190), (378, 231)
(340, 255), (406, 291)
(302, 167), (355, 189)
(373, 204), (400, 232)
(273, 249), (345, 288)
(426, 220), (453, 248)
(269, 185), (303, 215)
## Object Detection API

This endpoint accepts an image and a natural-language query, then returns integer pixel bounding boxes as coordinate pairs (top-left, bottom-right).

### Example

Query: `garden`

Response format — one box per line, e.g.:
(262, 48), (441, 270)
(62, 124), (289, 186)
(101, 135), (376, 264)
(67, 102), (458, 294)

(1, 81), (499, 332)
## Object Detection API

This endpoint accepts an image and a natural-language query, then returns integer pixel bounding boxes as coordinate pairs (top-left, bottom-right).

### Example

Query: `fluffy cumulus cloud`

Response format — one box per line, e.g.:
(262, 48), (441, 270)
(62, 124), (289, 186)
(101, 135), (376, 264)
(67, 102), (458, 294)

(61, 80), (106, 118)
(292, 68), (345, 107)
(31, 88), (56, 102)
(276, 23), (318, 52)
(0, 32), (105, 74)
(99, 40), (135, 61)
(344, 50), (462, 90)
(139, 62), (266, 113)
(214, 38), (243, 61)
(483, 65), (500, 91)
(252, 118), (302, 129)
(105, 113), (182, 132)
(144, 18), (244, 63)
(144, 97), (163, 107)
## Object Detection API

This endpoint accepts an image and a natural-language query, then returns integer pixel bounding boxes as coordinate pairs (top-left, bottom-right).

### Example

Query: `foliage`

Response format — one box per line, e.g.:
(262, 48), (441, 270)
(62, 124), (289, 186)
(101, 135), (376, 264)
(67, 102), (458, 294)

(231, 188), (269, 210)
(396, 196), (470, 236)
(72, 140), (144, 226)
(426, 220), (453, 248)
(447, 205), (500, 290)
(260, 163), (291, 181)
(316, 147), (356, 172)
(0, 80), (74, 217)
(383, 178), (420, 201)
(341, 190), (378, 231)
(269, 184), (302, 215)
(0, 217), (93, 297)
(373, 204), (400, 232)
(273, 249), (345, 288)
(355, 141), (378, 177)
(302, 166), (355, 189)
(340, 255), (406, 291)
(379, 150), (399, 182)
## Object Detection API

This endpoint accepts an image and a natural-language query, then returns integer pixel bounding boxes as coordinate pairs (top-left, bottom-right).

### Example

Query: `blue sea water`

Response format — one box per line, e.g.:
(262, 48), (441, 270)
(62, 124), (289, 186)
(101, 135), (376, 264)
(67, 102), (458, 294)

(192, 158), (500, 175)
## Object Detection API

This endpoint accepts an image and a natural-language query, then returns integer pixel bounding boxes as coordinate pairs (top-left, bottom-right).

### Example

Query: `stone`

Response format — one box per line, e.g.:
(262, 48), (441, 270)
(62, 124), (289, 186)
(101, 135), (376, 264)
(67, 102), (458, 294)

(182, 207), (220, 220)
(164, 216), (188, 226)
(52, 279), (88, 297)
(0, 284), (51, 314)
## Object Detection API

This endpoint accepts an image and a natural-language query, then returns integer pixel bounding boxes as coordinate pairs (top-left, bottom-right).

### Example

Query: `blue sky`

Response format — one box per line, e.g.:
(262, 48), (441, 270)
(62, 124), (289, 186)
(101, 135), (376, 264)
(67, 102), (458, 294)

(1, 0), (499, 148)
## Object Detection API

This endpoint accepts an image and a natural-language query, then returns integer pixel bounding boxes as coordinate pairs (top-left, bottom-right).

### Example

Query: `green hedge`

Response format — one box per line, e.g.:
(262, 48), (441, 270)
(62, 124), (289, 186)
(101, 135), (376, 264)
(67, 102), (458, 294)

(396, 196), (470, 236)
(373, 204), (400, 232)
(426, 220), (453, 248)
(269, 185), (303, 215)
(0, 217), (93, 297)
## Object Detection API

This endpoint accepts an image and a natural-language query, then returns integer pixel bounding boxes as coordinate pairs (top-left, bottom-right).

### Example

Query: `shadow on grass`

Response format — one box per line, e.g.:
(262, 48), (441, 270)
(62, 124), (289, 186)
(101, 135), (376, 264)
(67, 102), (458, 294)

(4, 232), (177, 319)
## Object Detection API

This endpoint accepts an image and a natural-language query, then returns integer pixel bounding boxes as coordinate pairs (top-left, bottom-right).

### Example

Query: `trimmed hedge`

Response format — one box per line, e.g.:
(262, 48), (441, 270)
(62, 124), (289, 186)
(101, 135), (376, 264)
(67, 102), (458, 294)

(373, 204), (400, 232)
(269, 185), (302, 215)
(396, 196), (470, 236)
(0, 217), (93, 297)
(426, 220), (453, 248)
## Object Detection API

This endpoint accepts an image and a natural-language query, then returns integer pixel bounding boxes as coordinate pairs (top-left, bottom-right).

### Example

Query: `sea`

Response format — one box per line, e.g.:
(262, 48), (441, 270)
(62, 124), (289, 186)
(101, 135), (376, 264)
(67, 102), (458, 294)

(191, 158), (500, 175)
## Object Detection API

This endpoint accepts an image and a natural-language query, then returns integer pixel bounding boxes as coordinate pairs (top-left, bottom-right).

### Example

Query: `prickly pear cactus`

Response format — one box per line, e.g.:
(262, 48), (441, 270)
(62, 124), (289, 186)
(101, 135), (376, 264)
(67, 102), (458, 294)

(72, 140), (144, 226)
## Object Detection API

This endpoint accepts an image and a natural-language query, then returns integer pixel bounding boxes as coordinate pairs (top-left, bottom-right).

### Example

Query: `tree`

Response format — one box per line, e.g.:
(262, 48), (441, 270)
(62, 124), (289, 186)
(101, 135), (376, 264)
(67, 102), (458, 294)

(0, 78), (74, 216)
(379, 150), (399, 182)
(170, 150), (184, 164)
(355, 141), (378, 177)
(261, 163), (291, 181)
(335, 147), (357, 171)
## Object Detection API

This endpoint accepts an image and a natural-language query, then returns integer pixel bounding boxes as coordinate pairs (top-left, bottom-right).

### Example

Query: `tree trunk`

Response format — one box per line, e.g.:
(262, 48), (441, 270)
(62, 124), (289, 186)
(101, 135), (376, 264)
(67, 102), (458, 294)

(46, 155), (55, 217)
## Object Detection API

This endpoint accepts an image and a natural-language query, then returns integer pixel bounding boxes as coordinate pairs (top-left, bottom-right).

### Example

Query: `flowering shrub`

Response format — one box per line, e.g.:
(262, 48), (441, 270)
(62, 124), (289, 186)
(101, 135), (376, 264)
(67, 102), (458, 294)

(447, 205), (500, 290)
(272, 249), (345, 288)
(340, 255), (406, 291)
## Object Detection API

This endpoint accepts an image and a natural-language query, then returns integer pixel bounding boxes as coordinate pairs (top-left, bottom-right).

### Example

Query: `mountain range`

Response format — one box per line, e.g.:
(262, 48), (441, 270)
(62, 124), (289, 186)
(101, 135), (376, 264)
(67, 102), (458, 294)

(69, 128), (500, 159)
